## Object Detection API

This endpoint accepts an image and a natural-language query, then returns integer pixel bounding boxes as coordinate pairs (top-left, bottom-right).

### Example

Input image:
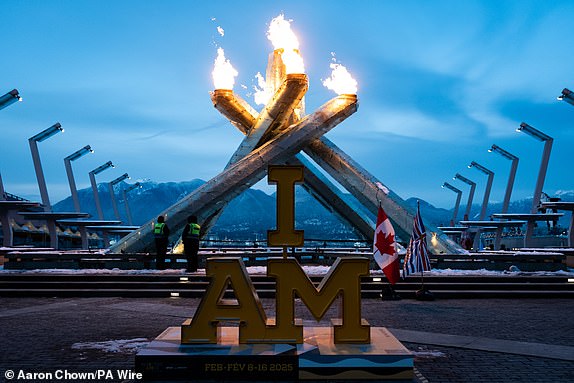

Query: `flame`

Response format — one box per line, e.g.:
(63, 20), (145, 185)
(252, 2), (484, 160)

(253, 72), (272, 105)
(267, 14), (305, 74)
(212, 47), (238, 90)
(322, 63), (358, 95)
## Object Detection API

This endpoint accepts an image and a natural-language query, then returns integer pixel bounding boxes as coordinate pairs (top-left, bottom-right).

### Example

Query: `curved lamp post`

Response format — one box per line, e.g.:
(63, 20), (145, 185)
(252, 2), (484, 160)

(1, 89), (23, 200)
(89, 161), (114, 220)
(123, 182), (141, 226)
(488, 144), (519, 249)
(442, 182), (462, 226)
(0, 89), (23, 247)
(29, 123), (64, 210)
(28, 123), (64, 248)
(517, 122), (553, 245)
(64, 145), (94, 249)
(468, 161), (494, 221)
(454, 173), (476, 221)
(0, 89), (21, 111)
(64, 145), (94, 212)
(108, 173), (129, 221)
(558, 88), (574, 106)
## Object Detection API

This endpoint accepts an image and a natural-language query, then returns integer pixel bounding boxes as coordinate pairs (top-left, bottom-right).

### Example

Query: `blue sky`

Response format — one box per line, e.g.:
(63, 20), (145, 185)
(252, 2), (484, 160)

(1, 0), (573, 210)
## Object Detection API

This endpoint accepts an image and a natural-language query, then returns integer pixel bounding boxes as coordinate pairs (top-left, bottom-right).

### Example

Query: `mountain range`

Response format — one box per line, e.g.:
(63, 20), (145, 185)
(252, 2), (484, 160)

(53, 180), (573, 243)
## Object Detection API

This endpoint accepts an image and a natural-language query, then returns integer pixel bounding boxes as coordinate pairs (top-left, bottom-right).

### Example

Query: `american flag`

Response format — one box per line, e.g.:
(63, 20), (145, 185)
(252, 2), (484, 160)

(403, 202), (431, 277)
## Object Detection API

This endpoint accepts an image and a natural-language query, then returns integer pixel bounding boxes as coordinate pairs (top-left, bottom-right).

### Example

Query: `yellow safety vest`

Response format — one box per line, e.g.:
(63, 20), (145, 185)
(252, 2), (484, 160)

(154, 222), (166, 236)
(188, 223), (200, 239)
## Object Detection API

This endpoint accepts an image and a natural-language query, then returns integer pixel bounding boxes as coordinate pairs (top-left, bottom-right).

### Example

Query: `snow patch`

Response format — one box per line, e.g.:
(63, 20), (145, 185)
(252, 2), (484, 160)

(71, 338), (149, 354)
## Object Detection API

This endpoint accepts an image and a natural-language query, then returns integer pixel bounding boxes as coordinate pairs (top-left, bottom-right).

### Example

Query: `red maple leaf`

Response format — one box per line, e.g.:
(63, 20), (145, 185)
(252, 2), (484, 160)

(376, 230), (395, 256)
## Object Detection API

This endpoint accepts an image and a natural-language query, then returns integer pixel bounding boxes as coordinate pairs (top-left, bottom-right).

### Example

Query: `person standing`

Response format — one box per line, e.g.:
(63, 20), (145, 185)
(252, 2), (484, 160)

(182, 215), (200, 272)
(154, 215), (170, 270)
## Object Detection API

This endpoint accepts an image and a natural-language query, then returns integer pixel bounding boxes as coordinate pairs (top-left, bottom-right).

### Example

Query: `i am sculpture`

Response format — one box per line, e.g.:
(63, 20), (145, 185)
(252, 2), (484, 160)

(181, 166), (371, 345)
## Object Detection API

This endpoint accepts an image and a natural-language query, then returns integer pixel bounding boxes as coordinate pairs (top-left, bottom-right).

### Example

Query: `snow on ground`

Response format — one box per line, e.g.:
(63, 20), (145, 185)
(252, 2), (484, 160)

(71, 338), (150, 354)
(1, 265), (572, 276)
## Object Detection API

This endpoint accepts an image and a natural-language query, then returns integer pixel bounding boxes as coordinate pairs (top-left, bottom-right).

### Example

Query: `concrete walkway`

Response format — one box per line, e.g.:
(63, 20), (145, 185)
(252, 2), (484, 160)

(389, 328), (574, 362)
(1, 297), (572, 382)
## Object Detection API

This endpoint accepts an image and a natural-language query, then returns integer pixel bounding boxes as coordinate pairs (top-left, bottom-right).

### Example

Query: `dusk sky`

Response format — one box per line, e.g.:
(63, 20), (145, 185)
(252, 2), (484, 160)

(1, 1), (573, 211)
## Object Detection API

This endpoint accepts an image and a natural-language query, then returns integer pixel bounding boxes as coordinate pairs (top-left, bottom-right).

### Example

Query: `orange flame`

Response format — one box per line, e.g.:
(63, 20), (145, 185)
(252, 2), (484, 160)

(267, 14), (305, 74)
(322, 63), (358, 95)
(212, 47), (238, 90)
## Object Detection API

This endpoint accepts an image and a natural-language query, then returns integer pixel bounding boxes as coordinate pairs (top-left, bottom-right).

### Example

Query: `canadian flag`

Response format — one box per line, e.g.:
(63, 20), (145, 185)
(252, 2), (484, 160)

(373, 205), (400, 285)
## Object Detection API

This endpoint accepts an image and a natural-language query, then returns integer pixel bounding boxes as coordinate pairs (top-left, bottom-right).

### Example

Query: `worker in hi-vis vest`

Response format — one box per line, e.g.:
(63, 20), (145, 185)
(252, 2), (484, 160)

(182, 215), (201, 272)
(153, 215), (170, 270)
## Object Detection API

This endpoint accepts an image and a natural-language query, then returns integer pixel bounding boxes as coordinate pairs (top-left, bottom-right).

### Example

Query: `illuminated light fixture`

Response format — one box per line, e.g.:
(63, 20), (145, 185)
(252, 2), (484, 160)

(91, 161), (114, 175)
(170, 292), (180, 297)
(453, 173), (476, 221)
(179, 277), (189, 282)
(110, 173), (130, 186)
(557, 88), (574, 106)
(468, 161), (493, 176)
(468, 161), (494, 221)
(0, 89), (22, 110)
(488, 144), (518, 161)
(65, 145), (93, 162)
(517, 122), (554, 246)
(372, 277), (382, 282)
(568, 278), (574, 283)
(516, 122), (551, 142)
(30, 122), (64, 142)
(89, 161), (115, 220)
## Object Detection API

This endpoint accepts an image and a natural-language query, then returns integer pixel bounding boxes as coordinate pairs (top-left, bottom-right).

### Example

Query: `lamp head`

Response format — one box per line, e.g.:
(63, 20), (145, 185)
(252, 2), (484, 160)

(91, 161), (114, 175)
(30, 123), (64, 142)
(0, 89), (22, 110)
(469, 161), (493, 175)
(65, 145), (94, 162)
(454, 173), (475, 186)
(489, 144), (518, 161)
(517, 122), (552, 141)
(557, 88), (574, 106)
(442, 182), (462, 194)
(111, 173), (130, 186)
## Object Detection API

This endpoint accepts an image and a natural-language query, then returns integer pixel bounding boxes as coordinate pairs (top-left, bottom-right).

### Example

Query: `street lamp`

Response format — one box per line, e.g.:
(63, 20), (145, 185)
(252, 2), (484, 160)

(442, 182), (462, 226)
(89, 161), (114, 220)
(516, 123), (553, 207)
(488, 145), (519, 213)
(64, 145), (94, 212)
(454, 173), (476, 221)
(0, 89), (22, 111)
(29, 123), (64, 210)
(468, 161), (494, 221)
(1, 89), (23, 200)
(489, 144), (519, 250)
(517, 122), (553, 243)
(558, 88), (574, 106)
(108, 173), (129, 221)
(123, 182), (141, 226)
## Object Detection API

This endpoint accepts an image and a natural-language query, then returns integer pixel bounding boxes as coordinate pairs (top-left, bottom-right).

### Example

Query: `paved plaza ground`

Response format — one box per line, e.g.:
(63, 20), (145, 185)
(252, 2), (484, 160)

(0, 296), (572, 383)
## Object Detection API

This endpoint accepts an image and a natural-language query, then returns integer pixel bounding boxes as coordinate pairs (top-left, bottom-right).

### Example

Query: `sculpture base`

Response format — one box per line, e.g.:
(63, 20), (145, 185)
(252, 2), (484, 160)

(136, 326), (413, 381)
